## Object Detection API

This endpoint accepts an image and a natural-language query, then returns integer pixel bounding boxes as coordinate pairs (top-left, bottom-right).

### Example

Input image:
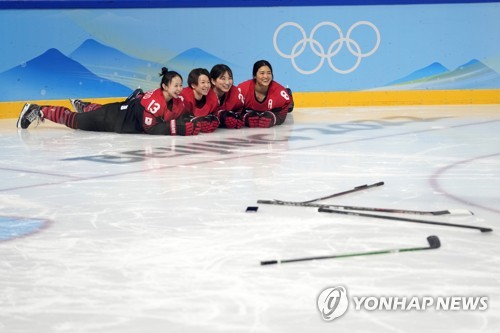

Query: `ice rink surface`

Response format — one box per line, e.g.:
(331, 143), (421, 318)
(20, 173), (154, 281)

(1, 105), (499, 332)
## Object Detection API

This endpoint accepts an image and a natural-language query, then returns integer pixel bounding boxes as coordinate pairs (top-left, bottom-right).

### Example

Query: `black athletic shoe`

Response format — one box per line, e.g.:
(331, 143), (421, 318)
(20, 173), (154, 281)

(17, 103), (43, 129)
(125, 88), (144, 103)
(286, 87), (294, 113)
(69, 99), (90, 113)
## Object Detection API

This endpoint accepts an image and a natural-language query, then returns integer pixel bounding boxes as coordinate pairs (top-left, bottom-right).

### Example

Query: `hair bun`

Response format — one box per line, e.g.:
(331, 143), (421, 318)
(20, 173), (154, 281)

(159, 67), (169, 76)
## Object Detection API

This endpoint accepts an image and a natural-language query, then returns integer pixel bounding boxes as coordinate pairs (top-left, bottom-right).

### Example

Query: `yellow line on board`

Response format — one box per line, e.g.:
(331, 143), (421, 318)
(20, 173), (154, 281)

(1, 90), (499, 119)
(295, 89), (500, 107)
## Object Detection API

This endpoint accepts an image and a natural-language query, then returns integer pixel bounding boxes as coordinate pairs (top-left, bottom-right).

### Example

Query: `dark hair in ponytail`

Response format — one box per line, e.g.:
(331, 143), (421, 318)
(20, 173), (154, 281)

(159, 67), (182, 88)
(210, 64), (233, 81)
(252, 60), (273, 77)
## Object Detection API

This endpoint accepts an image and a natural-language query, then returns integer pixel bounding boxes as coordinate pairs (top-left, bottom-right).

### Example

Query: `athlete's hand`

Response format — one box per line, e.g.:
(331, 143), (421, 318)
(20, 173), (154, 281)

(170, 118), (200, 136)
(190, 116), (211, 133)
(258, 111), (275, 128)
(243, 110), (260, 128)
(219, 110), (243, 129)
(206, 114), (220, 133)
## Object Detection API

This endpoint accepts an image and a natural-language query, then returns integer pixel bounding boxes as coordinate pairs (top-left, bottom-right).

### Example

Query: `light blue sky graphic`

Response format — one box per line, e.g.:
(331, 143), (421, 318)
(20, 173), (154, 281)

(0, 3), (499, 99)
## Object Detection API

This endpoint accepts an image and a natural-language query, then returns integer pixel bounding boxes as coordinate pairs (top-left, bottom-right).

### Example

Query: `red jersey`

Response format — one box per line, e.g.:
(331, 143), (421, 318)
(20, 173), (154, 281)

(214, 85), (245, 113)
(237, 79), (292, 125)
(140, 88), (186, 133)
(180, 87), (219, 117)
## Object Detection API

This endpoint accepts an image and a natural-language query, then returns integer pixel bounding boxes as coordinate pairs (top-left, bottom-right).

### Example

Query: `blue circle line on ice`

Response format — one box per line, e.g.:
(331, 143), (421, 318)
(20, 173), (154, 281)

(0, 216), (51, 242)
(273, 21), (380, 75)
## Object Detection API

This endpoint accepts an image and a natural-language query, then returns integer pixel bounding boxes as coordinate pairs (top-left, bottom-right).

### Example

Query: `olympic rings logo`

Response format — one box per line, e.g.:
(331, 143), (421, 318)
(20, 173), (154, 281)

(273, 21), (380, 75)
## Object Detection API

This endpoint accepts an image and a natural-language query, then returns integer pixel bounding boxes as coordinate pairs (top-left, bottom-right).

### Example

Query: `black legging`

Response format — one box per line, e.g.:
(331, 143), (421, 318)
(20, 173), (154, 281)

(74, 102), (142, 133)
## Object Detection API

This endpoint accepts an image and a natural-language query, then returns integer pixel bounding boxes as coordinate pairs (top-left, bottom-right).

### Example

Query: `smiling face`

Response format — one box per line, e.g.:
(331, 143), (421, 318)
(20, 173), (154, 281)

(192, 74), (211, 100)
(211, 70), (233, 96)
(254, 65), (273, 89)
(163, 75), (183, 99)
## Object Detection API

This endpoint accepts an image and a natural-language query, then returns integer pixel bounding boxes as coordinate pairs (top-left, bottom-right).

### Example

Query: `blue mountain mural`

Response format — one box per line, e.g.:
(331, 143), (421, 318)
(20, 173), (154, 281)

(0, 48), (132, 102)
(388, 62), (449, 85)
(0, 39), (243, 102)
(168, 47), (227, 66)
(166, 47), (244, 81)
(69, 39), (242, 90)
(69, 39), (165, 91)
(441, 59), (500, 88)
(382, 59), (500, 90)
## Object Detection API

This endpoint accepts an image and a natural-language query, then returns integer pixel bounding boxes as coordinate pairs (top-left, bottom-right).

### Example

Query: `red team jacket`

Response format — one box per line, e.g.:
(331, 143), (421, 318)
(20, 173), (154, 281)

(140, 88), (186, 134)
(214, 85), (245, 114)
(180, 87), (219, 117)
(237, 79), (292, 126)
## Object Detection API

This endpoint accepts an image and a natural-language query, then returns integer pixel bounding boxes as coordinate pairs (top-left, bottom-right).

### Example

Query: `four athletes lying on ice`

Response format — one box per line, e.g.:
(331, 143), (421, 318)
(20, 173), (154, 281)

(16, 60), (294, 134)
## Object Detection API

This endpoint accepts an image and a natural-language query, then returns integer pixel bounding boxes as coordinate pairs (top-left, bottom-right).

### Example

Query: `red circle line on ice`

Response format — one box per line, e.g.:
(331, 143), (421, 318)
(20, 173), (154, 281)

(430, 152), (500, 214)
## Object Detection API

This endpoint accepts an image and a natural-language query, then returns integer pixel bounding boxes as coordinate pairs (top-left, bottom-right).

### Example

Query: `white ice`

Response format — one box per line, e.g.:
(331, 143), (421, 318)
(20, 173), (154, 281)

(0, 105), (499, 332)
